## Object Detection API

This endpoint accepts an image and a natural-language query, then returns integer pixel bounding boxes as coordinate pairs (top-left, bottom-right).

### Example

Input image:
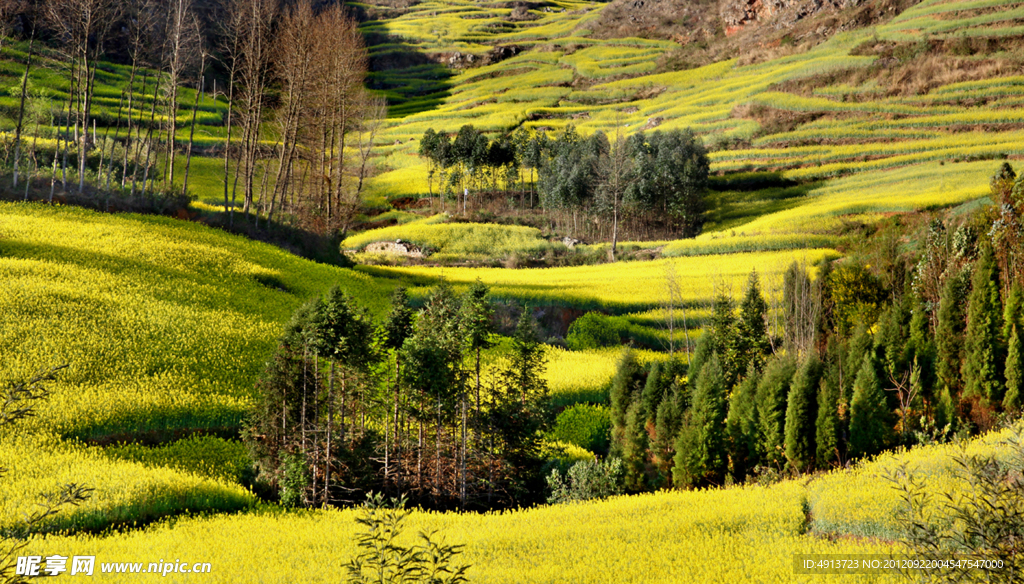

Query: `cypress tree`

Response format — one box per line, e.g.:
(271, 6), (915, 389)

(653, 386), (683, 477)
(726, 363), (761, 482)
(609, 350), (645, 455)
(1004, 324), (1023, 412)
(784, 355), (823, 473)
(755, 355), (798, 468)
(1002, 282), (1023, 343)
(849, 354), (893, 459)
(815, 364), (841, 469)
(936, 269), (969, 397)
(710, 293), (740, 387)
(641, 361), (664, 425)
(622, 399), (649, 491)
(687, 333), (712, 394)
(907, 296), (936, 405)
(673, 353), (728, 488)
(736, 270), (771, 374)
(962, 244), (1004, 404)
(934, 385), (957, 434)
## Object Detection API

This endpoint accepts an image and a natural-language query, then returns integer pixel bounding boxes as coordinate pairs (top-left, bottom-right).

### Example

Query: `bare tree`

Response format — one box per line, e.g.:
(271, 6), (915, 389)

(598, 128), (633, 262)
(160, 0), (202, 189)
(46, 0), (119, 194)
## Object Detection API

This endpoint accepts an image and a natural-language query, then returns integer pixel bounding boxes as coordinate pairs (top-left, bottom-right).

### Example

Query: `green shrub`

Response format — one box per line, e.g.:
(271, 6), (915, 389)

(546, 458), (625, 504)
(566, 312), (621, 350)
(549, 404), (611, 454)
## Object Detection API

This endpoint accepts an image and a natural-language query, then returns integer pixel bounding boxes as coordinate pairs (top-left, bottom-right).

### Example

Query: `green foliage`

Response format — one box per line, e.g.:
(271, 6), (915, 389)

(936, 269), (970, 397)
(849, 354), (893, 459)
(549, 404), (611, 454)
(381, 287), (415, 352)
(673, 354), (728, 488)
(652, 385), (684, 478)
(624, 129), (710, 237)
(887, 439), (1024, 583)
(566, 312), (622, 350)
(726, 363), (761, 483)
(962, 244), (1005, 404)
(279, 452), (309, 509)
(784, 356), (823, 473)
(546, 458), (625, 504)
(825, 262), (886, 337)
(815, 361), (842, 469)
(346, 493), (470, 584)
(609, 350), (645, 454)
(755, 355), (798, 469)
(735, 271), (771, 374)
(621, 400), (648, 490)
(1004, 325), (1023, 412)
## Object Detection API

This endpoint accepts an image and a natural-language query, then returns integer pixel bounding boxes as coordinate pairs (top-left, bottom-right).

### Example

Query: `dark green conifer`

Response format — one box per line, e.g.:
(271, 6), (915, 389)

(784, 355), (823, 473)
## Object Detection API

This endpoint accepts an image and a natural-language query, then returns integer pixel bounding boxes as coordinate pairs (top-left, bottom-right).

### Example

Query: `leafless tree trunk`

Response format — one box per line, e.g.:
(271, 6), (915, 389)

(182, 51), (207, 198)
(12, 34), (35, 189)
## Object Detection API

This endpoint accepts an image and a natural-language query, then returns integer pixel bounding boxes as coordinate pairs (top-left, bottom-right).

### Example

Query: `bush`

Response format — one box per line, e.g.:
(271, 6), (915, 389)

(546, 458), (625, 504)
(548, 404), (611, 455)
(887, 431), (1024, 583)
(566, 312), (621, 350)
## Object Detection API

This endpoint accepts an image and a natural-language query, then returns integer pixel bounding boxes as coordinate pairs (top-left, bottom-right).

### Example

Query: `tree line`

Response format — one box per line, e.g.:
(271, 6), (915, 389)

(244, 283), (551, 511)
(419, 125), (710, 258)
(603, 163), (1024, 490)
(0, 0), (382, 239)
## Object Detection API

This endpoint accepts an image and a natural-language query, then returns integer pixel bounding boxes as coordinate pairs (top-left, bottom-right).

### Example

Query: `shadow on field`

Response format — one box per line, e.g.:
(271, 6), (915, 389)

(363, 31), (454, 119)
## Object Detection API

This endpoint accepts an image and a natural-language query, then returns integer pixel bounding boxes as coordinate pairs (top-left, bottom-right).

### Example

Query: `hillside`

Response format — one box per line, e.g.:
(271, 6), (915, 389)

(3, 0), (1024, 581)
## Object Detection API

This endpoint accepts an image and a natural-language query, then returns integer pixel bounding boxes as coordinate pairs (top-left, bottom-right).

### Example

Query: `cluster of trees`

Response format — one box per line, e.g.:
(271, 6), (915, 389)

(244, 283), (552, 510)
(419, 125), (710, 255)
(0, 0), (381, 237)
(608, 164), (1024, 488)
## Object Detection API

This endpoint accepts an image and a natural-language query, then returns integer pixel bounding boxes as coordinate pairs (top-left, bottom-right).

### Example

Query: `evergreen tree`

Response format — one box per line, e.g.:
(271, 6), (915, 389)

(726, 363), (760, 482)
(962, 244), (1004, 405)
(849, 354), (893, 459)
(687, 332), (713, 391)
(844, 322), (874, 400)
(815, 363), (842, 469)
(673, 353), (728, 488)
(709, 293), (739, 387)
(640, 361), (664, 425)
(1004, 324), (1023, 412)
(735, 270), (771, 374)
(622, 399), (649, 491)
(754, 355), (798, 468)
(609, 350), (646, 455)
(907, 296), (936, 405)
(653, 385), (684, 478)
(784, 355), (823, 473)
(1002, 282), (1023, 343)
(489, 310), (550, 504)
(936, 270), (969, 398)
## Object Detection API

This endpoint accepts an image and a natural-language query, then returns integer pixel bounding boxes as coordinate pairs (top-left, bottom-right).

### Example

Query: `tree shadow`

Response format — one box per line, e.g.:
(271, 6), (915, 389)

(361, 31), (454, 119)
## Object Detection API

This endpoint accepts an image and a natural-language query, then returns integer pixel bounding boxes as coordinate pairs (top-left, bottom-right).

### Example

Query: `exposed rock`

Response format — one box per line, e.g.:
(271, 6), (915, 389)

(644, 116), (664, 129)
(720, 0), (867, 35)
(363, 239), (425, 257)
(562, 236), (581, 249)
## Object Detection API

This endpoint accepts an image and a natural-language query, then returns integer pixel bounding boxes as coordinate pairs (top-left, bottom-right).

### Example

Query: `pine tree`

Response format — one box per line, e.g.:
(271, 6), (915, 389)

(849, 354), (892, 459)
(1004, 324), (1023, 412)
(815, 363), (841, 469)
(755, 355), (798, 469)
(673, 353), (728, 488)
(784, 355), (822, 473)
(936, 270), (969, 397)
(962, 244), (1004, 405)
(726, 363), (760, 482)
